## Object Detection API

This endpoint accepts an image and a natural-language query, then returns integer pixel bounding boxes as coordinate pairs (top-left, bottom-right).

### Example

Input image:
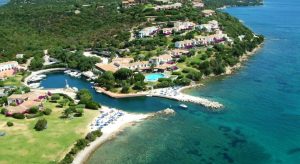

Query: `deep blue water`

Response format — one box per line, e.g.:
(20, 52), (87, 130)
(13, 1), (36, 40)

(40, 0), (300, 163)
(0, 0), (8, 6)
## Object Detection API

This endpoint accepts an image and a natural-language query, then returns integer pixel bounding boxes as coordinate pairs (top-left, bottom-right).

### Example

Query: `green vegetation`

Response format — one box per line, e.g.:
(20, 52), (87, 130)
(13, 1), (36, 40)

(43, 108), (52, 115)
(0, 0), (141, 62)
(77, 89), (100, 110)
(96, 69), (147, 93)
(6, 121), (13, 127)
(0, 98), (99, 163)
(34, 118), (48, 131)
(60, 130), (102, 164)
(204, 0), (263, 9)
(12, 113), (25, 119)
(49, 48), (100, 71)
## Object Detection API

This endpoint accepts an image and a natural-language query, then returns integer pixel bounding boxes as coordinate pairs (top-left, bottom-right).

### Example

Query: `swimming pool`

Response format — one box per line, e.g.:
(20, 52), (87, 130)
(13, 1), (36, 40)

(145, 73), (165, 81)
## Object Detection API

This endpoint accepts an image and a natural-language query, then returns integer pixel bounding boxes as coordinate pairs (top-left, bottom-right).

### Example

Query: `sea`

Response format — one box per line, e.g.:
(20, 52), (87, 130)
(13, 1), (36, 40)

(3, 0), (300, 163)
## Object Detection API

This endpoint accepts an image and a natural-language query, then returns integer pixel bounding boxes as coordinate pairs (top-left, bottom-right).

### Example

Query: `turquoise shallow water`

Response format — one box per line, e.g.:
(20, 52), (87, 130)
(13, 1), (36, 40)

(145, 73), (165, 81)
(39, 0), (300, 163)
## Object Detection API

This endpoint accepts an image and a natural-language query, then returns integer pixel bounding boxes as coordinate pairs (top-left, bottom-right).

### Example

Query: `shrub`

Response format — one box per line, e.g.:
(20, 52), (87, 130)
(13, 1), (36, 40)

(121, 86), (130, 93)
(178, 55), (187, 63)
(34, 118), (47, 131)
(1, 108), (8, 115)
(186, 71), (202, 81)
(51, 94), (60, 101)
(155, 81), (174, 88)
(182, 68), (192, 73)
(69, 147), (79, 155)
(23, 87), (31, 93)
(74, 108), (84, 117)
(58, 93), (74, 103)
(132, 82), (145, 91)
(7, 121), (14, 127)
(75, 139), (88, 150)
(10, 102), (17, 106)
(12, 113), (25, 119)
(85, 132), (96, 142)
(85, 101), (100, 110)
(171, 71), (181, 75)
(43, 108), (52, 115)
(28, 106), (39, 114)
(60, 153), (74, 164)
(26, 112), (43, 119)
(158, 78), (172, 83)
(174, 78), (191, 86)
(91, 130), (102, 137)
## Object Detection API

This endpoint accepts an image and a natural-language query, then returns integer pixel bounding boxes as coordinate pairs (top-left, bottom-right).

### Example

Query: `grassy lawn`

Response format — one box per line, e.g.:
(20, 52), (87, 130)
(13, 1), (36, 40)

(0, 101), (98, 164)
(3, 75), (24, 87)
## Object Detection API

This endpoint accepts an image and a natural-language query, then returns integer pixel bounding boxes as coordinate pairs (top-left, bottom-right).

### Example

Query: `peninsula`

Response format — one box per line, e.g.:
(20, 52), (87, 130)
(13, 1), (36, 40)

(0, 0), (264, 163)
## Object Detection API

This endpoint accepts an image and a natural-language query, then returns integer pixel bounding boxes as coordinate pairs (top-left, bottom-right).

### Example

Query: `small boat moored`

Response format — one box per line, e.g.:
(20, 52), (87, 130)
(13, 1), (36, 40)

(179, 104), (188, 109)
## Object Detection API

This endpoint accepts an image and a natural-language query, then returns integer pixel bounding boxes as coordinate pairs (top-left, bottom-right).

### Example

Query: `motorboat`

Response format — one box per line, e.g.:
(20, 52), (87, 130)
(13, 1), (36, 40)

(179, 104), (188, 109)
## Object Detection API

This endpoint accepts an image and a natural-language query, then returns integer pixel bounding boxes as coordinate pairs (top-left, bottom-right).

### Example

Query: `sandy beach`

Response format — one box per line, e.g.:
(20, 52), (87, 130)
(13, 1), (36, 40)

(72, 106), (151, 164)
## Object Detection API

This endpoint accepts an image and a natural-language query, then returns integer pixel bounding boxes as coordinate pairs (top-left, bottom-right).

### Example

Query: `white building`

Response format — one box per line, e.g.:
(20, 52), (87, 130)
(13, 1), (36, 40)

(0, 61), (19, 79)
(196, 20), (219, 32)
(149, 54), (173, 66)
(16, 54), (24, 59)
(175, 40), (195, 49)
(173, 21), (196, 32)
(154, 3), (182, 10)
(139, 26), (159, 38)
(202, 10), (215, 17)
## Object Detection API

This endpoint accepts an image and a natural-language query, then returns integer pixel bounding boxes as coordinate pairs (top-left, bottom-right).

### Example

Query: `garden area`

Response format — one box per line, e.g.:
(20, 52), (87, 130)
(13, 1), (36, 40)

(0, 95), (98, 163)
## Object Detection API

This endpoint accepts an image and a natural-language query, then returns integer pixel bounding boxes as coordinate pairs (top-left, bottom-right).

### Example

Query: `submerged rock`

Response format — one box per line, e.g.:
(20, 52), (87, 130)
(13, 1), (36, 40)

(156, 108), (176, 116)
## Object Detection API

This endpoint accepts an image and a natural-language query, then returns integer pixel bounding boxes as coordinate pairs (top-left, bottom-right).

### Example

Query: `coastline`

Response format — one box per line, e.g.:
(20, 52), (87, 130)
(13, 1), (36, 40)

(224, 43), (263, 75)
(72, 106), (152, 164)
(23, 68), (67, 86)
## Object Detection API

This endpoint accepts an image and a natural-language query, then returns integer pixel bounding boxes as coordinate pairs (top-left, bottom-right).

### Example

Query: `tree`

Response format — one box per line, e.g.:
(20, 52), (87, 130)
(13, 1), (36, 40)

(34, 118), (47, 131)
(75, 139), (88, 150)
(85, 132), (96, 142)
(114, 68), (133, 80)
(62, 108), (74, 118)
(29, 56), (44, 71)
(0, 81), (4, 87)
(133, 73), (145, 82)
(7, 121), (14, 127)
(174, 78), (191, 86)
(77, 89), (93, 104)
(186, 71), (202, 81)
(74, 108), (84, 117)
(43, 108), (52, 115)
(96, 71), (115, 90)
(1, 108), (8, 115)
(51, 94), (61, 101)
(121, 86), (130, 93)
(12, 113), (25, 119)
(28, 106), (39, 114)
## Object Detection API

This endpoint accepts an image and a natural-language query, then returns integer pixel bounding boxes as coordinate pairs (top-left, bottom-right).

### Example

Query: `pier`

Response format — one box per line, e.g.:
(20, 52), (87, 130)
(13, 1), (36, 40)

(95, 86), (223, 109)
(147, 87), (223, 109)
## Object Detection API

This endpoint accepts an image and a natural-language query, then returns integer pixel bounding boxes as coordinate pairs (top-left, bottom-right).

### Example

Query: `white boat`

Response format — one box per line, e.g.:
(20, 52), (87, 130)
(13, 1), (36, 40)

(29, 83), (40, 88)
(29, 76), (43, 82)
(74, 73), (81, 78)
(64, 70), (71, 74)
(179, 104), (188, 109)
(72, 87), (79, 92)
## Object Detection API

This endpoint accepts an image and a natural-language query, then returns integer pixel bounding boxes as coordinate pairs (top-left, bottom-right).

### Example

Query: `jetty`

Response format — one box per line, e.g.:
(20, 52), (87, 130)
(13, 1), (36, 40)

(95, 86), (223, 109)
(146, 87), (223, 109)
